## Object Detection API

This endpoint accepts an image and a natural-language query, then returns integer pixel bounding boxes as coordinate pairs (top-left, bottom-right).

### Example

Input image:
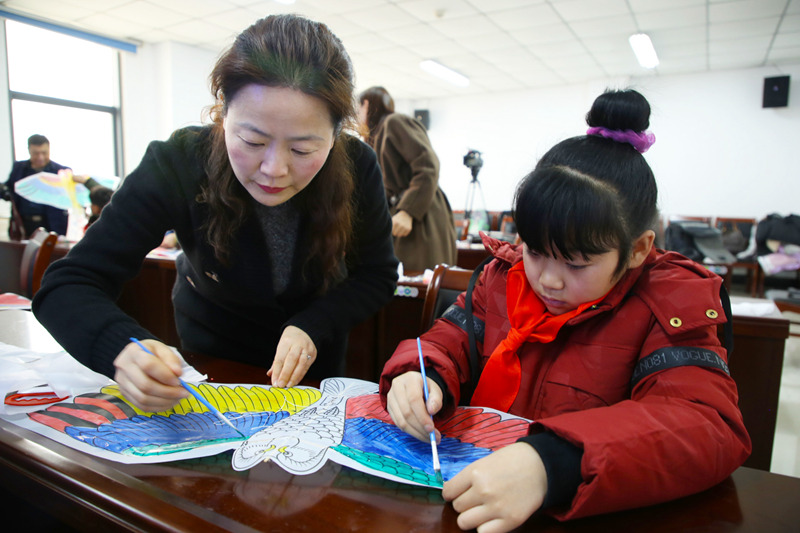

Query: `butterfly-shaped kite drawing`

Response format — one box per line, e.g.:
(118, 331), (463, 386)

(14, 170), (120, 210)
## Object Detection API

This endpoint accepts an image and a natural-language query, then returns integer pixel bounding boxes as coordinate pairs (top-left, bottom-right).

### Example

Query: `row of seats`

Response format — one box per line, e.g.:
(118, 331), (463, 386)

(0, 227), (58, 300)
(661, 215), (765, 297)
(452, 210), (515, 241)
(448, 209), (795, 298)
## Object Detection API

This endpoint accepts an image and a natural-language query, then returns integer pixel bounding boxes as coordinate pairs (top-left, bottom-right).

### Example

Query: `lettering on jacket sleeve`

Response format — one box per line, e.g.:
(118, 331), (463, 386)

(442, 304), (485, 343)
(631, 346), (729, 389)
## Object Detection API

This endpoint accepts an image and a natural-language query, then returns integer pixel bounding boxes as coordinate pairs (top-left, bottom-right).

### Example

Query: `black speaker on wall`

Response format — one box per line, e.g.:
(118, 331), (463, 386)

(414, 109), (430, 129)
(763, 75), (790, 108)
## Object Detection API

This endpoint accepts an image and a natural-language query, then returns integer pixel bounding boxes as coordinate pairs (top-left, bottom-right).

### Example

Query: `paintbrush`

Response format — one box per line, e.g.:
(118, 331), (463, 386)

(417, 337), (444, 486)
(129, 337), (245, 438)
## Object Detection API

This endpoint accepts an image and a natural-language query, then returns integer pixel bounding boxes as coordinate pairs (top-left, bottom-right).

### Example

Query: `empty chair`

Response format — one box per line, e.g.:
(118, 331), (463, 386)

(19, 227), (59, 298)
(715, 217), (761, 296)
(421, 263), (474, 331)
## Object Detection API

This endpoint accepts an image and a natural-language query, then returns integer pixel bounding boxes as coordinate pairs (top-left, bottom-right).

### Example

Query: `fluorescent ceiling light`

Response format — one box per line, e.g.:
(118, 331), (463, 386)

(273, 0), (296, 4)
(629, 33), (659, 69)
(420, 60), (470, 87)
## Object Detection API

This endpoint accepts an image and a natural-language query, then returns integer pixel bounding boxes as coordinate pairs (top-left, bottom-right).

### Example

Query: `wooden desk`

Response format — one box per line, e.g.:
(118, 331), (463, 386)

(0, 310), (799, 532)
(0, 239), (25, 294)
(456, 241), (491, 269)
(21, 243), (792, 471)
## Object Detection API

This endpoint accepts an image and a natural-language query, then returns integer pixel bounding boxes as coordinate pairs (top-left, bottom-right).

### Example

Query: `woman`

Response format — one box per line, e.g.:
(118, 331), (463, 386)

(33, 15), (398, 413)
(358, 86), (457, 272)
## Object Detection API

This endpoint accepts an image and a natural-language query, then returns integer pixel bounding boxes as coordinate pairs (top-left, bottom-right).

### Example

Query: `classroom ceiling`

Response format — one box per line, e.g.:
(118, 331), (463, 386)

(2, 0), (799, 100)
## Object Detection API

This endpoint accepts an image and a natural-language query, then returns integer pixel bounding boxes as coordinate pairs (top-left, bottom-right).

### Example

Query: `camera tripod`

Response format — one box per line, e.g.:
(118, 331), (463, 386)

(463, 169), (489, 235)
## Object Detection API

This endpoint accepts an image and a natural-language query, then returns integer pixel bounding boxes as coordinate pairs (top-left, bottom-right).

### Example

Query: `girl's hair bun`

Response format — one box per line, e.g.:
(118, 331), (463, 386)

(585, 89), (650, 133)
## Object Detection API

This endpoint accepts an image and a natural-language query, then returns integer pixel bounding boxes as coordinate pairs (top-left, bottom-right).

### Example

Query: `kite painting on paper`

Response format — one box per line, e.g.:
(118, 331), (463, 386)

(3, 378), (531, 488)
(13, 170), (120, 210)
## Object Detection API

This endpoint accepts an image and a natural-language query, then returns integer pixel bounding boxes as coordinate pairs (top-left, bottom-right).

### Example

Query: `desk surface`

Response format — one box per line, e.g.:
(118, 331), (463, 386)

(1, 310), (799, 532)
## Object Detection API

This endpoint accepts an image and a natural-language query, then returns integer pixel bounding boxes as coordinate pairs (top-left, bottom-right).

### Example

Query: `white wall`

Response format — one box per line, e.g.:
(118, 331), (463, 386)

(120, 42), (217, 176)
(0, 22), (11, 219)
(6, 28), (797, 225)
(399, 65), (800, 222)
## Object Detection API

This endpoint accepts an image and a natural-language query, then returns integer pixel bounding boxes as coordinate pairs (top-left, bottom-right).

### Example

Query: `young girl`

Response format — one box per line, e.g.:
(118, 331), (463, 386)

(380, 89), (750, 531)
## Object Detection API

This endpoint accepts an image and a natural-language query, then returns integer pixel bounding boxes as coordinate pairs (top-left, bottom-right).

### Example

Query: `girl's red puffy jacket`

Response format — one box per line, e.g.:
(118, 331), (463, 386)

(380, 236), (750, 520)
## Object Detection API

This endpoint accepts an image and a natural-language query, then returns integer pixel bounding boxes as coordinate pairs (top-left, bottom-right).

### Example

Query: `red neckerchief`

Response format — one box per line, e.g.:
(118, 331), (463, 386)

(470, 261), (605, 412)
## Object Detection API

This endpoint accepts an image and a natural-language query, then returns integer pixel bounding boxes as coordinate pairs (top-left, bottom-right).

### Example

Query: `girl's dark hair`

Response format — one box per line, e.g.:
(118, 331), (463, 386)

(514, 89), (658, 276)
(358, 86), (394, 145)
(198, 14), (356, 289)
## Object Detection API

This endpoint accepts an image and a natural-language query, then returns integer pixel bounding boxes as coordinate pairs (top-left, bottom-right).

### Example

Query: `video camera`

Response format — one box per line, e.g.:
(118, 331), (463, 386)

(0, 182), (11, 202)
(463, 149), (483, 180)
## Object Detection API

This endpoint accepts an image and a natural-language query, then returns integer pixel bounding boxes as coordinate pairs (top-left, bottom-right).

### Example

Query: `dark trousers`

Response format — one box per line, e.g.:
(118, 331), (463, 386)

(19, 208), (69, 237)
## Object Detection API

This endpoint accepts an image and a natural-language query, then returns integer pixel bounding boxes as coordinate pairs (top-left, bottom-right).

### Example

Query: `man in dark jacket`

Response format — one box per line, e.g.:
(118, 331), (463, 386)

(4, 134), (70, 238)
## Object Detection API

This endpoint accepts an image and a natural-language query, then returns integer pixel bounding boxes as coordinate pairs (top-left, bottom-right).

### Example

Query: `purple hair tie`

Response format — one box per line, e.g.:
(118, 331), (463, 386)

(586, 126), (656, 153)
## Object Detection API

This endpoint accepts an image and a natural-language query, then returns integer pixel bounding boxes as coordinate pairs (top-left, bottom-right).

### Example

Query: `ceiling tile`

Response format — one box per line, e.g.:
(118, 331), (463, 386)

(207, 9), (265, 32)
(568, 14), (639, 39)
(649, 25), (707, 46)
(106, 1), (187, 28)
(477, 48), (540, 69)
(628, 0), (705, 11)
(340, 31), (398, 52)
(404, 39), (465, 57)
(471, 73), (526, 92)
(1, 0), (799, 100)
(509, 23), (575, 46)
(317, 14), (372, 38)
(778, 14), (800, 33)
(655, 55), (708, 74)
(771, 31), (800, 49)
(301, 0), (390, 14)
(342, 4), (420, 31)
(710, 18), (782, 40)
(581, 35), (635, 53)
(710, 35), (773, 54)
(464, 0), (549, 14)
(430, 14), (498, 37)
(74, 13), (151, 38)
(768, 45), (800, 61)
(551, 0), (632, 22)
(656, 41), (707, 60)
(485, 4), (562, 31)
(534, 39), (591, 58)
(636, 6), (708, 31)
(156, 0), (234, 18)
(709, 0), (789, 23)
(60, 0), (148, 8)
(381, 23), (446, 46)
(396, 0), (478, 21)
(3, 0), (96, 22)
(162, 19), (235, 43)
(459, 30), (521, 53)
(709, 54), (765, 70)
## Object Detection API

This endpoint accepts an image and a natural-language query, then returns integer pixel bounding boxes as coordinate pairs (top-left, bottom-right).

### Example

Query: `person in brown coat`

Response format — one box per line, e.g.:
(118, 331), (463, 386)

(358, 86), (457, 272)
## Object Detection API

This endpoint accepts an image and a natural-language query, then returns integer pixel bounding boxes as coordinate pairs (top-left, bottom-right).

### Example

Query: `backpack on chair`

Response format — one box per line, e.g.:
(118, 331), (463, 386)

(664, 220), (736, 264)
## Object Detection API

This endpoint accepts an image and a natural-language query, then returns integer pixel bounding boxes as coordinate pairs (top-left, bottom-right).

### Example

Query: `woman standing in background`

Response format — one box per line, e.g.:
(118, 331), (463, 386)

(359, 86), (457, 272)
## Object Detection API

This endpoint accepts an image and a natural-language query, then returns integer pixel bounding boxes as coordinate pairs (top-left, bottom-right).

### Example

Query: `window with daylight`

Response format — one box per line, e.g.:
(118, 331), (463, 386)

(5, 19), (121, 179)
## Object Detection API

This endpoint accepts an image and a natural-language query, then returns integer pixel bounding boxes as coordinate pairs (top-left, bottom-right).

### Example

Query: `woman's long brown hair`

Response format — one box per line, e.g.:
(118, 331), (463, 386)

(198, 14), (357, 290)
(358, 86), (395, 146)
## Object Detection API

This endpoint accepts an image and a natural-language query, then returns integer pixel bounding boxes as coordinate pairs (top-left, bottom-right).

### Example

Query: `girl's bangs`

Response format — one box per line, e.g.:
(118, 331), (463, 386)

(515, 169), (625, 261)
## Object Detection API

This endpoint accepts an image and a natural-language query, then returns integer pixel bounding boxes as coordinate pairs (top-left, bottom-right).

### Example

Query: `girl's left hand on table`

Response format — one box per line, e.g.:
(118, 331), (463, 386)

(442, 442), (548, 533)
